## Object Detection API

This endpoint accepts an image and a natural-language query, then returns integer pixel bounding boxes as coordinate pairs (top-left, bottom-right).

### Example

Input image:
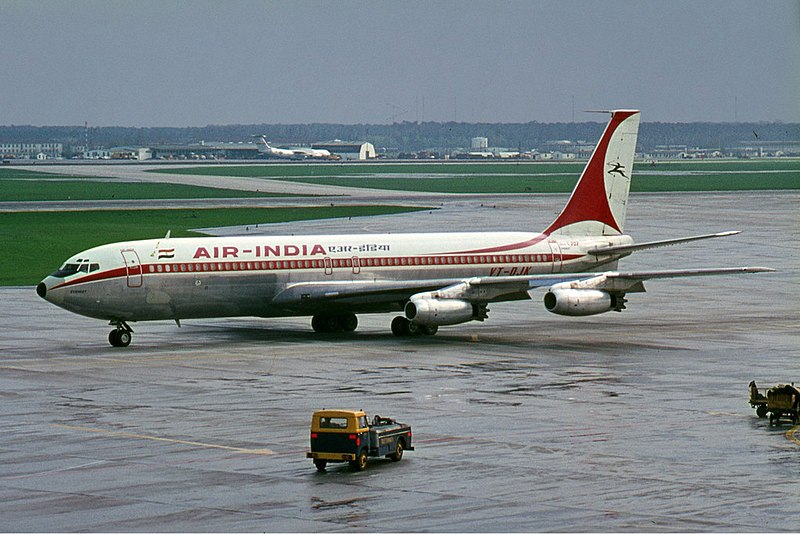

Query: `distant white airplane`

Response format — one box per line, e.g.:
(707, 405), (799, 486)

(37, 110), (772, 346)
(254, 135), (337, 160)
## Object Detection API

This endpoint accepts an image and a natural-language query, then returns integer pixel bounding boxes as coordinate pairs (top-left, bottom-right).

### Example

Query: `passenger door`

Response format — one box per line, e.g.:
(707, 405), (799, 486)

(121, 249), (143, 287)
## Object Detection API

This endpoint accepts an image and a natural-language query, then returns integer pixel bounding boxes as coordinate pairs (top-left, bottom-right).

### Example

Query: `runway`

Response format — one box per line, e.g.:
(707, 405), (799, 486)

(1, 187), (798, 531)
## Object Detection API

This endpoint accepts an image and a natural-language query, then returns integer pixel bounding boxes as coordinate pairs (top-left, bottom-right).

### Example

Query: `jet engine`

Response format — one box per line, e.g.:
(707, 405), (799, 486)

(404, 298), (482, 326)
(543, 288), (626, 316)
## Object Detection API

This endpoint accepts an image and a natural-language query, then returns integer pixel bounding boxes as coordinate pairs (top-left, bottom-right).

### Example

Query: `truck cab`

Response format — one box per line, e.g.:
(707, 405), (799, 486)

(306, 409), (413, 471)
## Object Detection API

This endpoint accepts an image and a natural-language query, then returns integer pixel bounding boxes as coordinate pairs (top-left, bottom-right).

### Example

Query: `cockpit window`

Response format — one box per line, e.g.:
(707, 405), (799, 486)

(51, 263), (80, 278)
(50, 259), (100, 278)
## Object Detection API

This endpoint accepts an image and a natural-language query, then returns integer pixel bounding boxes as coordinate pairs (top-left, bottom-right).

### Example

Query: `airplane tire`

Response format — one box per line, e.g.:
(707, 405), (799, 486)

(311, 315), (325, 332)
(324, 316), (339, 332)
(108, 329), (131, 347)
(339, 314), (358, 332)
(117, 330), (131, 347)
(406, 321), (421, 336)
(391, 316), (409, 336)
(421, 325), (438, 336)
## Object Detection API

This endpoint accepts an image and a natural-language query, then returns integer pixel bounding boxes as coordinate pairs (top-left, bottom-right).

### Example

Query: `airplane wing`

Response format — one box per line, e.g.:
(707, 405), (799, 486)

(270, 266), (774, 311)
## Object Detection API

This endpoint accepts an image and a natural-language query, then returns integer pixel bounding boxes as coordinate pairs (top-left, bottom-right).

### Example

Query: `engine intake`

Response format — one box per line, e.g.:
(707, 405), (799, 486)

(405, 298), (484, 326)
(543, 288), (626, 316)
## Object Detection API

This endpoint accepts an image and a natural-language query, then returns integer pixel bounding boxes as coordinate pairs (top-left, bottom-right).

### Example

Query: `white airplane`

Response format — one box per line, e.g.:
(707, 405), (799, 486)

(254, 135), (337, 160)
(37, 110), (772, 347)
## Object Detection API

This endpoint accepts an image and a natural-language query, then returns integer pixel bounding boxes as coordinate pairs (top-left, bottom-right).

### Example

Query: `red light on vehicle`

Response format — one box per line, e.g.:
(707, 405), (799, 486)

(311, 433), (318, 439)
(348, 434), (357, 440)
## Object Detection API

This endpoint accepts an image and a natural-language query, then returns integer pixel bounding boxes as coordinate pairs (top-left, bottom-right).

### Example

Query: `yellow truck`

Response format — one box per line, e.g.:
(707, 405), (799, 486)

(306, 409), (414, 471)
(749, 381), (799, 425)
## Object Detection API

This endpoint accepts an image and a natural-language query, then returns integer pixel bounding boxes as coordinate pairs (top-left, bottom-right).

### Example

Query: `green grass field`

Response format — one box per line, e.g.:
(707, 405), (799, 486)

(1, 205), (424, 285)
(0, 168), (297, 201)
(4, 159), (798, 286)
(153, 159), (800, 193)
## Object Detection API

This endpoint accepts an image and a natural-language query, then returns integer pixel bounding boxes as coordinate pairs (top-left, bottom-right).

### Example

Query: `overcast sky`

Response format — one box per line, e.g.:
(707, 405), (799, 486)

(2, 1), (798, 126)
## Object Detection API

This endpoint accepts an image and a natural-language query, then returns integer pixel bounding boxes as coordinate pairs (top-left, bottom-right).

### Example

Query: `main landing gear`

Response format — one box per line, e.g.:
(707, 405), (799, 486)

(311, 313), (358, 333)
(108, 321), (133, 347)
(391, 316), (438, 336)
(310, 314), (439, 336)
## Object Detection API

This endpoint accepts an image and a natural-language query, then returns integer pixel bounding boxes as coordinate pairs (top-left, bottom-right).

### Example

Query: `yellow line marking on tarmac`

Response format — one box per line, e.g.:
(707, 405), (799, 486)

(786, 425), (800, 446)
(51, 424), (274, 455)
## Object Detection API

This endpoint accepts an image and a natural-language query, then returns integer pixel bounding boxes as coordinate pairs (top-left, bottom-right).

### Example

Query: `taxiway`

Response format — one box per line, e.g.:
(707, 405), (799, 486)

(1, 182), (798, 531)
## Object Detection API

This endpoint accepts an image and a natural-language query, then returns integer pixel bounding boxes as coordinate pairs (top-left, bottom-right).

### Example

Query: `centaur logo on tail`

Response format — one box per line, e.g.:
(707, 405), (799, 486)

(37, 110), (773, 347)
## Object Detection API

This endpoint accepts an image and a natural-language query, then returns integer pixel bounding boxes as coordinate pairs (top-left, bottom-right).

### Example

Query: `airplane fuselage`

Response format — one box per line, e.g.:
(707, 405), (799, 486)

(38, 232), (631, 323)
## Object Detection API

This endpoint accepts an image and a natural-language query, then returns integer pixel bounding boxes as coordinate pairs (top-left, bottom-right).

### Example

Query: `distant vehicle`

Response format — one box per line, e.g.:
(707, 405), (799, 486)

(749, 381), (799, 425)
(254, 135), (338, 160)
(306, 409), (413, 471)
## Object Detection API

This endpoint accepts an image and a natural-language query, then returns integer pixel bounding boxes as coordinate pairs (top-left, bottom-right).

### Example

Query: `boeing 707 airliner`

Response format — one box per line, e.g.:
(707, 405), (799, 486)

(36, 110), (772, 346)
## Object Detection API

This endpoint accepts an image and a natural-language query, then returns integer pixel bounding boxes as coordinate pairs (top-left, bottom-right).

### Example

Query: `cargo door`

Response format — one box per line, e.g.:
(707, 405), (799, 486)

(121, 249), (143, 287)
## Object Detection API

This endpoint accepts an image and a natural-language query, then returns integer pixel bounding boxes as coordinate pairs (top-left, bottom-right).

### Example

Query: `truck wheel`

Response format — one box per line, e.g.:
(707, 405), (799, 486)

(350, 450), (368, 471)
(756, 405), (768, 418)
(390, 441), (404, 462)
(313, 459), (327, 471)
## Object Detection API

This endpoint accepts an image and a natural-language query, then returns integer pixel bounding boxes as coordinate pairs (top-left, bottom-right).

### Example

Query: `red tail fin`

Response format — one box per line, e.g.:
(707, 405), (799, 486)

(544, 110), (640, 237)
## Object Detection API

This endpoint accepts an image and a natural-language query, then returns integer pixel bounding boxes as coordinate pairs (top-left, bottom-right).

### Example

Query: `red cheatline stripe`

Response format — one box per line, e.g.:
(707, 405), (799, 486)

(49, 253), (585, 290)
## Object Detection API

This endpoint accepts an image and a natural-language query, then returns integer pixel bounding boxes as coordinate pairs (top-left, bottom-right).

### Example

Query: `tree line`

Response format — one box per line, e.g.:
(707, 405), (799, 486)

(0, 121), (797, 152)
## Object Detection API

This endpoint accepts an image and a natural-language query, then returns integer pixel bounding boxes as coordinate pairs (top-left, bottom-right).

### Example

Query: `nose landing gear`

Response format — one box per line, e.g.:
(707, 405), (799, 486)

(108, 321), (133, 347)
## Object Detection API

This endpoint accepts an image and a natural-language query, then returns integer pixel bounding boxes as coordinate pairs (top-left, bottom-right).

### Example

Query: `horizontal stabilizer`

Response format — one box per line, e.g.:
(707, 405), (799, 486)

(588, 231), (741, 256)
(609, 266), (775, 280)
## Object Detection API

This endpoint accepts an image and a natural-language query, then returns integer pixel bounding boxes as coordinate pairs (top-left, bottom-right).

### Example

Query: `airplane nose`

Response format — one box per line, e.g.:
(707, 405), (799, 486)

(36, 278), (66, 307)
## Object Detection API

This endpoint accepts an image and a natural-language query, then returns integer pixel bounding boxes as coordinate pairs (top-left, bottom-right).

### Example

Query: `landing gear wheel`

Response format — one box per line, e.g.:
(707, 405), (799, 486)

(312, 314), (358, 333)
(311, 315), (326, 332)
(421, 325), (438, 336)
(406, 320), (421, 336)
(108, 321), (133, 347)
(116, 330), (131, 347)
(324, 316), (339, 332)
(339, 314), (358, 332)
(391, 316), (409, 336)
(313, 459), (327, 472)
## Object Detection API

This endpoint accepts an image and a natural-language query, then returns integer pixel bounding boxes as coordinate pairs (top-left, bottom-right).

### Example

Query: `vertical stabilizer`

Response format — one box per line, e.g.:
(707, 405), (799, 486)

(544, 110), (640, 236)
